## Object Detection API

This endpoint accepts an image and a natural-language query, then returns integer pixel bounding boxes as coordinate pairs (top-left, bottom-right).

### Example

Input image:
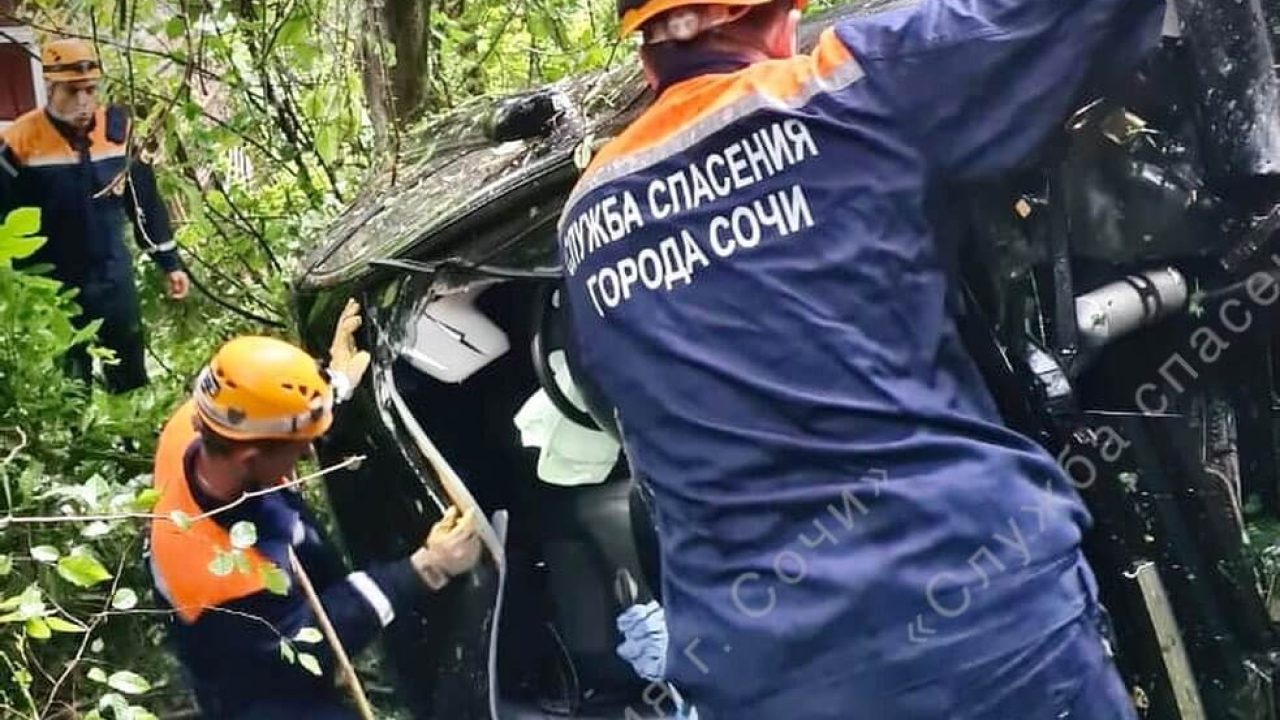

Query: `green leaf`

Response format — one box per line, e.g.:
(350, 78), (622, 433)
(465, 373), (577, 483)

(207, 552), (235, 577)
(0, 554), (11, 576)
(3, 207), (40, 236)
(276, 14), (309, 48)
(106, 670), (152, 695)
(294, 627), (323, 644)
(0, 208), (46, 264)
(87, 667), (108, 683)
(56, 553), (113, 588)
(45, 616), (87, 633)
(82, 520), (113, 539)
(169, 510), (193, 532)
(232, 550), (251, 574)
(111, 588), (139, 610)
(24, 617), (51, 640)
(132, 488), (161, 512)
(260, 563), (290, 596)
(316, 125), (339, 164)
(297, 652), (322, 676)
(30, 545), (60, 563)
(164, 16), (185, 39)
(229, 520), (258, 549)
(279, 640), (296, 664)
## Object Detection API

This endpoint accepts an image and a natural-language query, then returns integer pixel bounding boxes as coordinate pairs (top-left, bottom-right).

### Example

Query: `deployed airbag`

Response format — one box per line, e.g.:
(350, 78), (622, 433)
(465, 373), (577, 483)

(514, 351), (621, 486)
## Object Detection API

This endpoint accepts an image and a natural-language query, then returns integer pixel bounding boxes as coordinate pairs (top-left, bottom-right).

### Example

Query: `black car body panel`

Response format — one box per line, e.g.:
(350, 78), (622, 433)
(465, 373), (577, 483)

(294, 1), (1280, 717)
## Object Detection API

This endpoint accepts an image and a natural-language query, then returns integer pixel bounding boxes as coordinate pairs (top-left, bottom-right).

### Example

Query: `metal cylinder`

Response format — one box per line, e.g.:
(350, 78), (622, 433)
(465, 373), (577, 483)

(1172, 0), (1280, 178)
(1075, 267), (1189, 348)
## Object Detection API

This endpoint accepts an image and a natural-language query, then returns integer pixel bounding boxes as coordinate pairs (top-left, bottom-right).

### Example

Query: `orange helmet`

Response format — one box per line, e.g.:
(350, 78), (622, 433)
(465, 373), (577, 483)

(193, 336), (334, 442)
(41, 39), (102, 83)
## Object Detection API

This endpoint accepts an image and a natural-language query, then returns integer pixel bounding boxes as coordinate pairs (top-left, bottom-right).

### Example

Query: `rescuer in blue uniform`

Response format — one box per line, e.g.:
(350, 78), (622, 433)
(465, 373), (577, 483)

(559, 0), (1166, 716)
(1, 39), (190, 394)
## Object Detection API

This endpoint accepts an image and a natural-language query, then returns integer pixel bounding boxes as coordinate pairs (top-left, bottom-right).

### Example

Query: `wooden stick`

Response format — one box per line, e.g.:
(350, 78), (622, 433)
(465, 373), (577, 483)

(288, 547), (376, 720)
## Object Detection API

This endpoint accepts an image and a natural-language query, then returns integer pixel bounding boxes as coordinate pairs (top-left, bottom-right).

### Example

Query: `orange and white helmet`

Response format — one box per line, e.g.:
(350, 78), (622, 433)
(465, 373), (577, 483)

(193, 336), (335, 442)
(42, 39), (102, 83)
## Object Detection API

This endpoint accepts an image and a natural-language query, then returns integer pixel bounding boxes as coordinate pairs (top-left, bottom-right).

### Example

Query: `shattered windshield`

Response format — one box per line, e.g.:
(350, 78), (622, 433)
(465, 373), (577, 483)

(300, 61), (646, 286)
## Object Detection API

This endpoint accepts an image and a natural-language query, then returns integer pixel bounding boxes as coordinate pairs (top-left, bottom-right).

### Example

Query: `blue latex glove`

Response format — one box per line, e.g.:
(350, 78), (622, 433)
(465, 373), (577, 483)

(616, 600), (668, 682)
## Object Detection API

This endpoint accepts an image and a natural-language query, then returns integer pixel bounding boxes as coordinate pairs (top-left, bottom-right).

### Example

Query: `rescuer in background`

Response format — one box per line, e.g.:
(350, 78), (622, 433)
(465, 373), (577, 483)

(0, 38), (189, 393)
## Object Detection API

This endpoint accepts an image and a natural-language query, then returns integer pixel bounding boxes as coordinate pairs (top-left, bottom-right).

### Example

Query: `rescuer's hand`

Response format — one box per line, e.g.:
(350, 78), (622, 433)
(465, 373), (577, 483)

(167, 270), (190, 300)
(329, 298), (372, 393)
(412, 507), (482, 589)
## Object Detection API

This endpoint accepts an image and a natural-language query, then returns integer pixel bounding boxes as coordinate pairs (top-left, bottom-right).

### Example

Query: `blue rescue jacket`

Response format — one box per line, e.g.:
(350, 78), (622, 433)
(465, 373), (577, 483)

(558, 0), (1166, 716)
(1, 106), (180, 290)
(147, 403), (427, 717)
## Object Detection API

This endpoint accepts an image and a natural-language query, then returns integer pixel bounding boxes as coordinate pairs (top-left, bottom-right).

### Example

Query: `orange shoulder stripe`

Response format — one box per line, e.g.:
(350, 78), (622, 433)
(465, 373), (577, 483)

(581, 28), (860, 180)
(150, 402), (272, 623)
(2, 107), (126, 167)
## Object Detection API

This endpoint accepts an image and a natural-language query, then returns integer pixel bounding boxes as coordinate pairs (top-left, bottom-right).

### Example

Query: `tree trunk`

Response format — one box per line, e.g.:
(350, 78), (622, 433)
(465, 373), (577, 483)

(381, 0), (433, 122)
(361, 0), (393, 151)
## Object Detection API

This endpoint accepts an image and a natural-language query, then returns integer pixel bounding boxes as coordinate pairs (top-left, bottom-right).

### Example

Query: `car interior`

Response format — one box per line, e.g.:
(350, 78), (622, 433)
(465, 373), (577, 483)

(382, 263), (668, 718)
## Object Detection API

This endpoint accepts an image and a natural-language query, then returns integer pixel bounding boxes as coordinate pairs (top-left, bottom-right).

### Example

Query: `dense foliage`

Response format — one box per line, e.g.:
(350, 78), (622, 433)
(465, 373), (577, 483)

(0, 0), (633, 715)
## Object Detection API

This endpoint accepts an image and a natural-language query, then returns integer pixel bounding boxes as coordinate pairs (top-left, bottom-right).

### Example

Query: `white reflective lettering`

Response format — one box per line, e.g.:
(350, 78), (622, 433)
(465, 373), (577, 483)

(659, 237), (694, 290)
(617, 257), (639, 300)
(1158, 353), (1199, 394)
(761, 123), (795, 171)
(602, 196), (624, 240)
(622, 191), (644, 235)
(784, 118), (820, 159)
(597, 267), (622, 308)
(648, 179), (671, 220)
(780, 185), (815, 233)
(709, 216), (735, 257)
(705, 153), (732, 195)
(584, 203), (608, 252)
(731, 206), (761, 248)
(585, 274), (606, 317)
(754, 194), (786, 235)
(725, 143), (752, 189)
(681, 231), (711, 276)
(688, 162), (718, 208)
(667, 174), (691, 216)
(637, 248), (663, 290)
(742, 132), (774, 183)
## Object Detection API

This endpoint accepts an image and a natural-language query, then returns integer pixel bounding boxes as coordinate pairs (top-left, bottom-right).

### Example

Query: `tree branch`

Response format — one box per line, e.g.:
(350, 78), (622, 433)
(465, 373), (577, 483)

(3, 455), (365, 526)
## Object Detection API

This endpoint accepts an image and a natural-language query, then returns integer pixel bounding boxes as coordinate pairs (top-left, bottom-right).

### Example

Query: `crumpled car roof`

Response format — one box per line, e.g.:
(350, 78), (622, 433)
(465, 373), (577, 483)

(299, 0), (914, 288)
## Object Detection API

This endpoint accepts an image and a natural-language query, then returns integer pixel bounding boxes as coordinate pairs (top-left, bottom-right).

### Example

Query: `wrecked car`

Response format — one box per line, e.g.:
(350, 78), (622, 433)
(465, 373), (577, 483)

(292, 0), (1280, 717)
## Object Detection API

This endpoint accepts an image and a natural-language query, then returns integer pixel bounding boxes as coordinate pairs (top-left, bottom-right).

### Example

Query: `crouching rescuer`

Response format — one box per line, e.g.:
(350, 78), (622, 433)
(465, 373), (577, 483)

(147, 301), (482, 717)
